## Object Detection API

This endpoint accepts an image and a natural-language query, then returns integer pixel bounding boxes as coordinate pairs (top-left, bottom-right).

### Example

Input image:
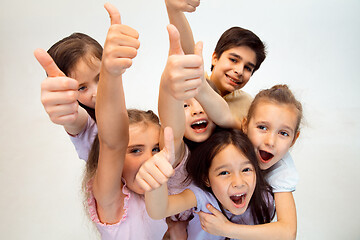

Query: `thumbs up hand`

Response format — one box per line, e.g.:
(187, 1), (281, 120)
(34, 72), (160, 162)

(161, 24), (204, 101)
(165, 0), (200, 13)
(34, 48), (80, 127)
(102, 3), (140, 76)
(136, 127), (176, 192)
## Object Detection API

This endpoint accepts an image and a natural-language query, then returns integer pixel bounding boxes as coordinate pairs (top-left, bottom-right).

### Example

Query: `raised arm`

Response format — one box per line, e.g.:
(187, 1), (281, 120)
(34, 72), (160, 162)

(165, 0), (199, 54)
(195, 79), (242, 130)
(158, 24), (202, 163)
(198, 192), (297, 240)
(34, 49), (89, 135)
(92, 3), (140, 223)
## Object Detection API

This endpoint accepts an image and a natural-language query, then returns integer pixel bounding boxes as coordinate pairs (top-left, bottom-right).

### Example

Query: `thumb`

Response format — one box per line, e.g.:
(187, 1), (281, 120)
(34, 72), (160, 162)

(34, 48), (65, 77)
(167, 24), (184, 56)
(206, 203), (222, 216)
(104, 2), (121, 25)
(163, 127), (176, 165)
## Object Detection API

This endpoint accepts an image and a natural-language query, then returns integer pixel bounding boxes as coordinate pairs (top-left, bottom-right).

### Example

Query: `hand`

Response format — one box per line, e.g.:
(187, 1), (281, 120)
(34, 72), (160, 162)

(165, 0), (200, 13)
(196, 203), (231, 237)
(102, 3), (140, 76)
(34, 49), (80, 126)
(161, 24), (204, 100)
(136, 127), (176, 192)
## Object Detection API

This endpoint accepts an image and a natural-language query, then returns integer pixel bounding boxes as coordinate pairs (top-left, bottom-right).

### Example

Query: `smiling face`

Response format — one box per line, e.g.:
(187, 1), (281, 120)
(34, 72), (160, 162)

(69, 56), (100, 109)
(183, 98), (216, 143)
(244, 101), (300, 170)
(210, 46), (257, 96)
(123, 123), (161, 194)
(207, 144), (256, 215)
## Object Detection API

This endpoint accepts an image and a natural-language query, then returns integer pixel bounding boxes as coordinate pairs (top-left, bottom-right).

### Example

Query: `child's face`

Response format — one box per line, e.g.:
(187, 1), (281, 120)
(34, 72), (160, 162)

(123, 123), (160, 194)
(244, 101), (299, 170)
(69, 57), (100, 109)
(210, 46), (256, 96)
(183, 98), (216, 143)
(207, 144), (256, 215)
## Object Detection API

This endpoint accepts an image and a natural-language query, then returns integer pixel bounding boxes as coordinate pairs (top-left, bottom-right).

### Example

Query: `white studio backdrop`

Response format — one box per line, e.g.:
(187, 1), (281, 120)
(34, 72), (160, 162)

(0, 0), (359, 239)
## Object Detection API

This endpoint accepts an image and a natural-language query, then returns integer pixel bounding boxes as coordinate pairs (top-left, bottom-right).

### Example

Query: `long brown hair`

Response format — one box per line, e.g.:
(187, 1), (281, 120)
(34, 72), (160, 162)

(186, 128), (274, 224)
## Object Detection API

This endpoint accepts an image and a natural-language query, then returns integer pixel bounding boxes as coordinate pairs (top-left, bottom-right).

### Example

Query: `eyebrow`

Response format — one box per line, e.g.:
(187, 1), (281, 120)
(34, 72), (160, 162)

(213, 160), (252, 172)
(127, 144), (144, 149)
(229, 53), (256, 68)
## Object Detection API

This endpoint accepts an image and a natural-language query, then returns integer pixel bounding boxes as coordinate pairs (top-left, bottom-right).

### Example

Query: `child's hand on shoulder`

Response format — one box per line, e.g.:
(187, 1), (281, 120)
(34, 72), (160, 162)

(165, 0), (200, 13)
(196, 203), (232, 237)
(136, 127), (175, 192)
(161, 24), (204, 100)
(34, 49), (80, 126)
(102, 3), (140, 77)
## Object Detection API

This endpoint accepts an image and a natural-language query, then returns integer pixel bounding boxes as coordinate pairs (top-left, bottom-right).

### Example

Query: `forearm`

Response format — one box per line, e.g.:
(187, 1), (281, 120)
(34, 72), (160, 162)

(145, 184), (170, 220)
(96, 70), (129, 150)
(195, 81), (241, 129)
(166, 5), (195, 54)
(63, 106), (89, 136)
(224, 221), (296, 240)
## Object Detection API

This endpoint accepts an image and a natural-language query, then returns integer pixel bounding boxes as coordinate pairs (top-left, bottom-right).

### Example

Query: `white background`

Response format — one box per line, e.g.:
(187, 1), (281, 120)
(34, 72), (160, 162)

(0, 0), (359, 239)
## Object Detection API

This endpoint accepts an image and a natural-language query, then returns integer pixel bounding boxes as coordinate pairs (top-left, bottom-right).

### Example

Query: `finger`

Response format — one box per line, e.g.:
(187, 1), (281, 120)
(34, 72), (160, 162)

(50, 112), (79, 126)
(167, 24), (184, 56)
(104, 2), (121, 25)
(188, 0), (200, 8)
(41, 76), (78, 92)
(34, 48), (65, 77)
(163, 127), (176, 165)
(206, 203), (222, 216)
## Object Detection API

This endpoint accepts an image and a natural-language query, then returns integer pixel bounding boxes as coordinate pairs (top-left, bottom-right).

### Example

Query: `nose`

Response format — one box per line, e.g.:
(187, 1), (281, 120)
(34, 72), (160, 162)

(232, 174), (244, 188)
(233, 64), (243, 76)
(191, 101), (204, 116)
(265, 132), (276, 148)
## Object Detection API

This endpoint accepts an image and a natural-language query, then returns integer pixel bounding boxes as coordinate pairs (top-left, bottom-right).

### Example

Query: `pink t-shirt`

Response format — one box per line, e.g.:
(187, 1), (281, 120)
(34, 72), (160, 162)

(87, 180), (168, 239)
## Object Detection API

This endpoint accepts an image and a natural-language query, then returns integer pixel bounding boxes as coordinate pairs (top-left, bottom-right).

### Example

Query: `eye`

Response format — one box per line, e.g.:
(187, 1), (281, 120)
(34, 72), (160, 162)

(242, 167), (253, 173)
(218, 171), (229, 176)
(245, 65), (253, 72)
(129, 148), (141, 154)
(257, 125), (267, 131)
(279, 131), (289, 137)
(152, 146), (160, 154)
(78, 86), (87, 92)
(184, 103), (189, 108)
(229, 58), (237, 63)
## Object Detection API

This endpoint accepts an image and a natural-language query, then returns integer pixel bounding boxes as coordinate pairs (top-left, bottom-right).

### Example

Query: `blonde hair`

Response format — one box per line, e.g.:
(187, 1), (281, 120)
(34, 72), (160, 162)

(246, 84), (303, 134)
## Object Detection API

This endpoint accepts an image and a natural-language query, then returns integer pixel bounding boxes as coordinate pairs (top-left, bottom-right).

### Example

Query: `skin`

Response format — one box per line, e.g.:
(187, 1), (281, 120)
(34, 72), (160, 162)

(243, 100), (300, 170)
(207, 144), (256, 215)
(69, 55), (100, 109)
(183, 98), (216, 143)
(210, 46), (257, 97)
(124, 123), (161, 195)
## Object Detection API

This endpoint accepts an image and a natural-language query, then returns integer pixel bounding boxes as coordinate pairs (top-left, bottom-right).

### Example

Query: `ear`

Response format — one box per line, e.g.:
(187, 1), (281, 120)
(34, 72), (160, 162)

(204, 178), (211, 188)
(290, 131), (300, 147)
(241, 117), (248, 133)
(211, 51), (218, 67)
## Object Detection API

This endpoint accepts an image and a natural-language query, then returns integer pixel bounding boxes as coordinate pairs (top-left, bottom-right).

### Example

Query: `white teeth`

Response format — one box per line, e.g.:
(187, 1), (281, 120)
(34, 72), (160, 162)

(233, 193), (245, 197)
(227, 75), (241, 84)
(193, 120), (207, 125)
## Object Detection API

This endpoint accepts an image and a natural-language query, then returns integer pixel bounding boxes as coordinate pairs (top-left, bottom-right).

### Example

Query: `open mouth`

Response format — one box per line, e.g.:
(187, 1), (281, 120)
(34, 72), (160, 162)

(230, 193), (246, 207)
(226, 74), (241, 85)
(191, 120), (208, 132)
(259, 150), (274, 162)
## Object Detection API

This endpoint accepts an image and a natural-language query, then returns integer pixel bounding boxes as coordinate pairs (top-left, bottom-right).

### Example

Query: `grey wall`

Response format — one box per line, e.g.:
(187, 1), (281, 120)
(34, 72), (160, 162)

(0, 0), (359, 239)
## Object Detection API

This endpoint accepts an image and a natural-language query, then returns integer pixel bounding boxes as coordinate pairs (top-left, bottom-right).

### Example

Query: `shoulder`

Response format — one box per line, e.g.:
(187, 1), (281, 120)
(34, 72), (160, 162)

(265, 152), (299, 193)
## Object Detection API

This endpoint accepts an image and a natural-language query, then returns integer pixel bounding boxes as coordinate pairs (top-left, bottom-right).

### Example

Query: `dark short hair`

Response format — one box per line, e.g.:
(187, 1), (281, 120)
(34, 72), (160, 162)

(211, 27), (266, 74)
